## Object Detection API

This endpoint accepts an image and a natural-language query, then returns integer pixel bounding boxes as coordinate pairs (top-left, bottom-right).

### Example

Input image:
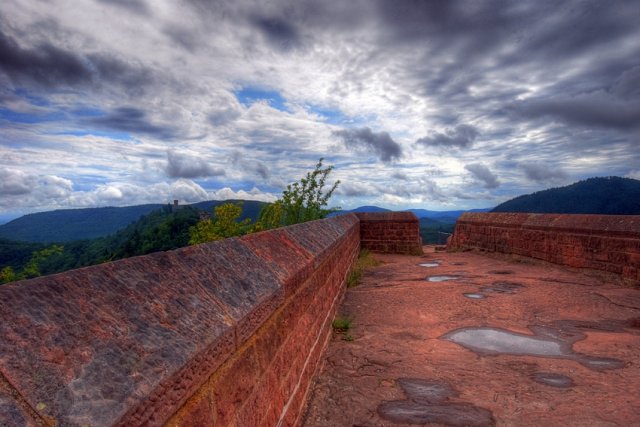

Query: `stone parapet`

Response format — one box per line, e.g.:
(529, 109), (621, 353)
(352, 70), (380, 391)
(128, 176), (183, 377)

(449, 212), (640, 283)
(0, 211), (422, 426)
(356, 212), (423, 255)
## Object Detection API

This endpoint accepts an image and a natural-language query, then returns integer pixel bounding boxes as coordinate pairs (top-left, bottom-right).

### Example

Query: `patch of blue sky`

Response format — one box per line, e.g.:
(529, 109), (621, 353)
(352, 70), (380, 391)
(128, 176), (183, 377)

(195, 178), (234, 189)
(54, 129), (133, 141)
(305, 104), (347, 125)
(70, 106), (104, 117)
(234, 86), (291, 112)
(0, 108), (66, 124)
(13, 88), (51, 107)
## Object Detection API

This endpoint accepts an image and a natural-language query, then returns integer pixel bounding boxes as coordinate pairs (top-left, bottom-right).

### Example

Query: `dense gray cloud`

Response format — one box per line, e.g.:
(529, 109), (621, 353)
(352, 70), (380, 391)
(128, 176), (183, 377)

(0, 168), (36, 196)
(165, 151), (225, 179)
(516, 92), (640, 130)
(521, 161), (568, 183)
(416, 125), (479, 149)
(87, 107), (177, 140)
(0, 29), (150, 90)
(95, 0), (150, 16)
(230, 151), (270, 180)
(333, 127), (402, 162)
(465, 163), (500, 189)
(250, 15), (301, 51)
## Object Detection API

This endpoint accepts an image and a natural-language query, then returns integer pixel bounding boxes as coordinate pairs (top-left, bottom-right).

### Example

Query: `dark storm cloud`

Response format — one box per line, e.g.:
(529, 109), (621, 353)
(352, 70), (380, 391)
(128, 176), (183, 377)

(0, 29), (151, 90)
(164, 25), (201, 52)
(165, 150), (225, 179)
(391, 171), (408, 180)
(250, 15), (301, 51)
(337, 182), (375, 197)
(95, 0), (150, 16)
(87, 107), (177, 140)
(0, 30), (92, 87)
(416, 125), (479, 149)
(465, 163), (500, 189)
(230, 151), (270, 179)
(521, 162), (567, 183)
(333, 127), (402, 162)
(516, 92), (640, 131)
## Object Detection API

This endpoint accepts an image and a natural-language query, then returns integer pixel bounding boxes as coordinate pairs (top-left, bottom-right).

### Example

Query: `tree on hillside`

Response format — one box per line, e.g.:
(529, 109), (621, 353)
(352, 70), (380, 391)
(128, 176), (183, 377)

(189, 202), (252, 244)
(256, 158), (340, 231)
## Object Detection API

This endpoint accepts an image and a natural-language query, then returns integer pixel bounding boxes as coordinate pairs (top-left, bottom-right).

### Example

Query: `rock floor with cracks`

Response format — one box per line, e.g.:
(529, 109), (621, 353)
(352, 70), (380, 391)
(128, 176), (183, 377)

(301, 246), (640, 426)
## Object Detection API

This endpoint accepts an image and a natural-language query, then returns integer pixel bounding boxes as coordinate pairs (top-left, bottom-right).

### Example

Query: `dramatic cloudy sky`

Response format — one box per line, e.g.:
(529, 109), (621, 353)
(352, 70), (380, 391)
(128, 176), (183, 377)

(1, 0), (639, 220)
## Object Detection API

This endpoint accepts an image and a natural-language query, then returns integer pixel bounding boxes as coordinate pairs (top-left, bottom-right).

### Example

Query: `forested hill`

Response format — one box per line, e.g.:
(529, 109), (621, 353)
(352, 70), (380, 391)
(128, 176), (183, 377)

(0, 200), (266, 243)
(0, 204), (163, 243)
(492, 177), (640, 214)
(1, 201), (267, 280)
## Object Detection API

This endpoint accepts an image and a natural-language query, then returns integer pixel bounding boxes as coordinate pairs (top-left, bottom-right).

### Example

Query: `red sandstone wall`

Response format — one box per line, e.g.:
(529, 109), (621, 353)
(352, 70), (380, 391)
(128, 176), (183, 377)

(356, 212), (423, 255)
(449, 212), (640, 283)
(0, 212), (422, 426)
(0, 215), (359, 427)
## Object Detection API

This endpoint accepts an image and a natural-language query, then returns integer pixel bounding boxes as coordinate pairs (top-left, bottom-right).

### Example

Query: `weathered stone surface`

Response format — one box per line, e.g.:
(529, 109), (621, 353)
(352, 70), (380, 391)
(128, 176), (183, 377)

(356, 212), (423, 255)
(449, 213), (640, 283)
(0, 212), (419, 426)
(301, 247), (640, 426)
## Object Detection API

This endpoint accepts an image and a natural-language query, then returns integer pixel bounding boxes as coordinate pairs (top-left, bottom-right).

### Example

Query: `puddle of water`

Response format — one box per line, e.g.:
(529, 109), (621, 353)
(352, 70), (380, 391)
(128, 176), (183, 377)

(398, 378), (456, 403)
(532, 372), (575, 388)
(444, 327), (565, 357)
(427, 275), (459, 282)
(419, 262), (440, 268)
(481, 281), (524, 294)
(579, 356), (625, 370)
(463, 293), (486, 300)
(441, 322), (627, 371)
(378, 401), (494, 427)
(378, 378), (494, 427)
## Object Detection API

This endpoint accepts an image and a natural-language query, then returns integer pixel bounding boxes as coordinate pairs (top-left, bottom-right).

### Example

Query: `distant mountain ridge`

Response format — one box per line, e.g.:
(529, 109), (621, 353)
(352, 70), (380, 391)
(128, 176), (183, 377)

(0, 200), (266, 243)
(336, 206), (491, 223)
(492, 176), (640, 214)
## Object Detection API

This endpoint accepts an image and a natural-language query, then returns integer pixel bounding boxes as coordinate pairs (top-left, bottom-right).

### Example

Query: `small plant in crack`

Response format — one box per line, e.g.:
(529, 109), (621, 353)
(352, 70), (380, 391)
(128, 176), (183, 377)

(332, 315), (353, 333)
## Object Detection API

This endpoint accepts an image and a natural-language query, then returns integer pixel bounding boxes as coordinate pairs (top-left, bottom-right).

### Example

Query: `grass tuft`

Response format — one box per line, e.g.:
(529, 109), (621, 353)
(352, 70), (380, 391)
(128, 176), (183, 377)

(347, 249), (381, 288)
(331, 315), (352, 333)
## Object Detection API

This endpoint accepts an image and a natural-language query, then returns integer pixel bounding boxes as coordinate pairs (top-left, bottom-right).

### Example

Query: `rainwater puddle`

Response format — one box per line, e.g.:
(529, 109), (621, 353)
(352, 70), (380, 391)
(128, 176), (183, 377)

(481, 281), (524, 294)
(463, 293), (486, 299)
(532, 372), (575, 388)
(378, 378), (494, 427)
(397, 378), (456, 403)
(427, 275), (459, 282)
(419, 262), (440, 268)
(441, 320), (628, 371)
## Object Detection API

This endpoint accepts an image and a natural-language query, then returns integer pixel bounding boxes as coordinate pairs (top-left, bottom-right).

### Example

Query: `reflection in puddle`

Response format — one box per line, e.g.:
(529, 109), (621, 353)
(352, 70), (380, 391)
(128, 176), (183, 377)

(397, 378), (456, 403)
(427, 275), (459, 282)
(481, 281), (524, 294)
(419, 262), (440, 268)
(532, 372), (575, 388)
(378, 378), (494, 427)
(445, 328), (564, 356)
(464, 293), (486, 299)
(441, 320), (628, 371)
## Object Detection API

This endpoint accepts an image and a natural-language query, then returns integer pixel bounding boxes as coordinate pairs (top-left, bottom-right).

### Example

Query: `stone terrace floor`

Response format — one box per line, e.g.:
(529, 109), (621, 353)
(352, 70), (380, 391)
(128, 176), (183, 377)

(301, 247), (640, 427)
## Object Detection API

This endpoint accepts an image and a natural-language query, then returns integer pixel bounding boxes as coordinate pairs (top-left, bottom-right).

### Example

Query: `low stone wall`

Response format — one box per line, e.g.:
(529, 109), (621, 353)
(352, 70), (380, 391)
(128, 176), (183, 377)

(0, 212), (423, 426)
(449, 212), (640, 283)
(356, 212), (423, 255)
